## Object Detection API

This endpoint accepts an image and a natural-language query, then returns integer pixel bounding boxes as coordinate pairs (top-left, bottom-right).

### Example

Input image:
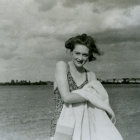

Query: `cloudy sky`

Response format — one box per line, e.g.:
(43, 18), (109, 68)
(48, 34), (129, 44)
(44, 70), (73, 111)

(0, 0), (140, 82)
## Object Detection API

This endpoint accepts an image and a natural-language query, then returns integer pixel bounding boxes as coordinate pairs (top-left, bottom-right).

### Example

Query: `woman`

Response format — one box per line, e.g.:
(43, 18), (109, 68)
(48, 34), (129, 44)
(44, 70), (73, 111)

(50, 34), (122, 140)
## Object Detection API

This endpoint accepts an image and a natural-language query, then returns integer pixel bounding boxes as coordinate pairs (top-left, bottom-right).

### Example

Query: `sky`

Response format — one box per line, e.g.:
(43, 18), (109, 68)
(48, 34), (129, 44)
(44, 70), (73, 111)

(0, 0), (140, 82)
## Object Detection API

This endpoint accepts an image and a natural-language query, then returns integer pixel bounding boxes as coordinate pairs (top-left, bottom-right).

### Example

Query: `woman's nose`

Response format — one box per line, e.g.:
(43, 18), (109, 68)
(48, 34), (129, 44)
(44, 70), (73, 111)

(78, 54), (83, 60)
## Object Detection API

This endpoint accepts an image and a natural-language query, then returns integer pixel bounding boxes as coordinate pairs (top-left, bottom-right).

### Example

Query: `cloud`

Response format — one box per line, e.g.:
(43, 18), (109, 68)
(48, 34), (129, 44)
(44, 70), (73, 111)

(86, 41), (140, 79)
(62, 0), (140, 11)
(25, 4), (140, 45)
(92, 25), (140, 44)
(62, 0), (94, 8)
(34, 0), (58, 11)
(0, 39), (18, 60)
(0, 52), (16, 60)
(0, 0), (140, 82)
(24, 3), (102, 41)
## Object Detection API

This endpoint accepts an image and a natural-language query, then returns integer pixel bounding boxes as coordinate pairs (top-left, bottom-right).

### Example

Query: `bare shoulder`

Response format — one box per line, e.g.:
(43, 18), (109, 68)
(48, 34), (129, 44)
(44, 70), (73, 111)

(87, 70), (97, 81)
(56, 61), (67, 71)
(56, 61), (67, 67)
(55, 61), (68, 78)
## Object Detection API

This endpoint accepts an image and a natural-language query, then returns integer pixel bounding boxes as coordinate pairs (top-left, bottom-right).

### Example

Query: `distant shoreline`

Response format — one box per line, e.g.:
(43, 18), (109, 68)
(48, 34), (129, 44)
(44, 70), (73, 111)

(0, 84), (140, 87)
(0, 79), (140, 86)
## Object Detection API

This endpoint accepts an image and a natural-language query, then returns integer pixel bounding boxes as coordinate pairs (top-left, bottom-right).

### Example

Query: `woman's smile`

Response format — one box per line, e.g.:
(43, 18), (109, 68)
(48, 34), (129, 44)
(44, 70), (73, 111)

(75, 60), (86, 67)
(76, 60), (83, 64)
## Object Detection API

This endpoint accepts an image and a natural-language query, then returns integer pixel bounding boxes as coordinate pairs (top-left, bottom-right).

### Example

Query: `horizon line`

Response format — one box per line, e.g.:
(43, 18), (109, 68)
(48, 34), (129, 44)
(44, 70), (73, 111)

(0, 77), (140, 83)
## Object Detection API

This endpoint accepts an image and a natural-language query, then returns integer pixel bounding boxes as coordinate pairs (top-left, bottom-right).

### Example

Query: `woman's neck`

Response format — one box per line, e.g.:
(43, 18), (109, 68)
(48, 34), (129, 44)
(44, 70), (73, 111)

(68, 61), (85, 73)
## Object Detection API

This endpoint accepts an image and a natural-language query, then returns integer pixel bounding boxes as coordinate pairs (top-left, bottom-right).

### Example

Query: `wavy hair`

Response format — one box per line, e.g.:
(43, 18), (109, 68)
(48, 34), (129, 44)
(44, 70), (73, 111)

(65, 34), (101, 61)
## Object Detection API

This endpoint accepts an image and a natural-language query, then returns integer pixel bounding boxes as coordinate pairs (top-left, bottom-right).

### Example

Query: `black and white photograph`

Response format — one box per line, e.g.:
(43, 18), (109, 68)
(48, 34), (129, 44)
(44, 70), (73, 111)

(0, 0), (140, 140)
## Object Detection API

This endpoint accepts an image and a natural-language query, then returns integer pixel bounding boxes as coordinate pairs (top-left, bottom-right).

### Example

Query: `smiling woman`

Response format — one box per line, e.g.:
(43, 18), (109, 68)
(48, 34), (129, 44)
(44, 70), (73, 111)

(49, 34), (123, 140)
(71, 44), (89, 67)
(65, 34), (101, 61)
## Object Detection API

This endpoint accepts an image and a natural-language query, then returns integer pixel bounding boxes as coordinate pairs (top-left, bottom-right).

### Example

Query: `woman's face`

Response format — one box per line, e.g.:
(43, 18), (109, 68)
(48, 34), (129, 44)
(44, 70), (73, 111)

(71, 44), (89, 68)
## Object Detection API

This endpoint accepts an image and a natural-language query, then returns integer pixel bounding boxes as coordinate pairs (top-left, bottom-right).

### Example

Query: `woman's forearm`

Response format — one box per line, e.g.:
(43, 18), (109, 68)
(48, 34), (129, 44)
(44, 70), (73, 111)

(63, 92), (86, 104)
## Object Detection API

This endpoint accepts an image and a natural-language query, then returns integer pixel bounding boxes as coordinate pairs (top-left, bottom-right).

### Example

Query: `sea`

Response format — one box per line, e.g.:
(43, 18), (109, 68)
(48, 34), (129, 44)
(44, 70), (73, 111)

(0, 84), (139, 140)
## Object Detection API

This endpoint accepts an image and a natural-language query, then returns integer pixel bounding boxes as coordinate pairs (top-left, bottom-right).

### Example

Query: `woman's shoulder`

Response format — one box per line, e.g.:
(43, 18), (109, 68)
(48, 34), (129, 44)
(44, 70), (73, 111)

(86, 69), (97, 81)
(55, 61), (69, 79)
(56, 61), (67, 67)
(55, 61), (68, 72)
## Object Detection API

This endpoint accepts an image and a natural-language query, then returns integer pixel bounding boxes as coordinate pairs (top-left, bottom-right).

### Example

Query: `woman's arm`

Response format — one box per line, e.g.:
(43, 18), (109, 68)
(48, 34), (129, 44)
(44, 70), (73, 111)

(87, 71), (97, 81)
(55, 61), (86, 104)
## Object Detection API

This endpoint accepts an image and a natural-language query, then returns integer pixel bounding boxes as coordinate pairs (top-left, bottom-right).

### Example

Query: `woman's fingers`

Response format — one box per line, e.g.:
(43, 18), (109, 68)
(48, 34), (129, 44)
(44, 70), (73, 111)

(111, 115), (116, 124)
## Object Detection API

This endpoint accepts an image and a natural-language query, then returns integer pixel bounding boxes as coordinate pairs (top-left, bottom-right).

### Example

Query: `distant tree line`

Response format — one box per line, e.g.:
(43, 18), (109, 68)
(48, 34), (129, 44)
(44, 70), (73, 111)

(0, 78), (140, 85)
(98, 78), (140, 84)
(0, 80), (53, 85)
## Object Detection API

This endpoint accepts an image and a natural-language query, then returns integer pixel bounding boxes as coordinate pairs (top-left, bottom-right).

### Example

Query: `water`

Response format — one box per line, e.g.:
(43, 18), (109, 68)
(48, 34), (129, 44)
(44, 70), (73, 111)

(0, 85), (54, 140)
(104, 84), (140, 140)
(0, 84), (139, 140)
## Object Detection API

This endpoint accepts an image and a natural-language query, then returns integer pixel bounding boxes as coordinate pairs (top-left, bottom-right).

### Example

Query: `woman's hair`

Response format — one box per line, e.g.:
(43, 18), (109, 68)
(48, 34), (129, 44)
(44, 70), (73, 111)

(65, 34), (101, 61)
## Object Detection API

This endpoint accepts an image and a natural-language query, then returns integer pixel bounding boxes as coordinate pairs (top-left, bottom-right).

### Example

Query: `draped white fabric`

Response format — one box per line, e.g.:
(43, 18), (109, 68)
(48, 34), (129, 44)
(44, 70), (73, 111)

(52, 80), (123, 140)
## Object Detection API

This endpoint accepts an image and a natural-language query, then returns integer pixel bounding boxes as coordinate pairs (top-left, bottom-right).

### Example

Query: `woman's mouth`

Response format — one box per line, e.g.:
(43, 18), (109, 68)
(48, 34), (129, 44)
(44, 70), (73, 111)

(76, 60), (83, 64)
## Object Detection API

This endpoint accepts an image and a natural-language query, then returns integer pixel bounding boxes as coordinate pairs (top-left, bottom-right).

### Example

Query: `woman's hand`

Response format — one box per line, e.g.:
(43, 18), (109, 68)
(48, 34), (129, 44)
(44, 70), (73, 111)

(111, 114), (116, 124)
(107, 111), (116, 124)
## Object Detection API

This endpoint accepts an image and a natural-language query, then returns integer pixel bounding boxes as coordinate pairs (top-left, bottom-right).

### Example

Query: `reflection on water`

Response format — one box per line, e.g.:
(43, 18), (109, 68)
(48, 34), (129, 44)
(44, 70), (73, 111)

(0, 84), (140, 140)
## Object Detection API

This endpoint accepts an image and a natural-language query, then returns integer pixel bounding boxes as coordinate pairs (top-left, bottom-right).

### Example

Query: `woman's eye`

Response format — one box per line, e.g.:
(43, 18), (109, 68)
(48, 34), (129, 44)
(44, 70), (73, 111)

(75, 52), (80, 55)
(83, 54), (88, 57)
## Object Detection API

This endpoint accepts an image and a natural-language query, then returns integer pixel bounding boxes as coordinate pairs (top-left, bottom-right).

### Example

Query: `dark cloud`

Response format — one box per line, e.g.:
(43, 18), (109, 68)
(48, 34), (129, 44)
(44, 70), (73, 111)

(34, 0), (58, 11)
(96, 0), (140, 10)
(92, 25), (140, 44)
(62, 0), (94, 7)
(49, 25), (140, 45)
(62, 0), (140, 11)
(0, 51), (16, 60)
(34, 0), (140, 13)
